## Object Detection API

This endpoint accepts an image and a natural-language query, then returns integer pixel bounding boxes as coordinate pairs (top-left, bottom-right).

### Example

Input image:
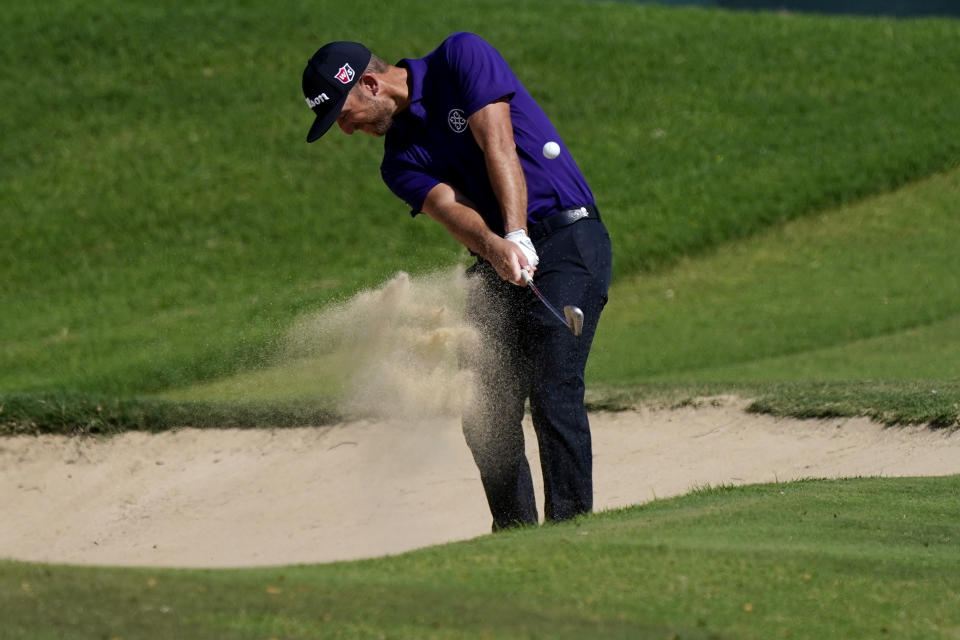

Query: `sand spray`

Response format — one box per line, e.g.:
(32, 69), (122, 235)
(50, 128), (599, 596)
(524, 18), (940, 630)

(280, 268), (480, 420)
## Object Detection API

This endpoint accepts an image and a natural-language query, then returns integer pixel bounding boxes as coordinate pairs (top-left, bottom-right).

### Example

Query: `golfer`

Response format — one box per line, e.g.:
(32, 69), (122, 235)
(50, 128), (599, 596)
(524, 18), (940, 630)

(301, 32), (612, 530)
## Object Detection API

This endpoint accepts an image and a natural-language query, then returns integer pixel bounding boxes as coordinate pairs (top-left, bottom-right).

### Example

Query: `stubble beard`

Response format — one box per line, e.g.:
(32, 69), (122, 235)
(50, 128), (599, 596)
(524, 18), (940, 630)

(360, 93), (395, 137)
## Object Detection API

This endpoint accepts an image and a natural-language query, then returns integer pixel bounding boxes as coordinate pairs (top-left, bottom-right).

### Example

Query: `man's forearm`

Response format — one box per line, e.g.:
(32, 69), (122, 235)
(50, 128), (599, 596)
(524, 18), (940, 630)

(421, 183), (502, 259)
(483, 143), (527, 234)
(468, 100), (528, 234)
(421, 182), (530, 283)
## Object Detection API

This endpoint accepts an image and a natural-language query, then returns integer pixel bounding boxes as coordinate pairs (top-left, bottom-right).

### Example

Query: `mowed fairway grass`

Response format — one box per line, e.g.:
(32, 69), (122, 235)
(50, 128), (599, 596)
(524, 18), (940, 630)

(3, 478), (959, 639)
(2, 0), (960, 638)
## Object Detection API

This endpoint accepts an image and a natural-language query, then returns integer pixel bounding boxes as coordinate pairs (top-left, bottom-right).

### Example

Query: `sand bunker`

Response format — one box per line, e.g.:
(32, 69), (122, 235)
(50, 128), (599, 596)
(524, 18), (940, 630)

(4, 272), (958, 567)
(2, 399), (959, 568)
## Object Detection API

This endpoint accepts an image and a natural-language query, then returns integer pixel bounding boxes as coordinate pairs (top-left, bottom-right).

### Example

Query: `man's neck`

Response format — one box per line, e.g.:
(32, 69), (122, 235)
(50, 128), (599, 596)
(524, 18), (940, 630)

(385, 65), (411, 113)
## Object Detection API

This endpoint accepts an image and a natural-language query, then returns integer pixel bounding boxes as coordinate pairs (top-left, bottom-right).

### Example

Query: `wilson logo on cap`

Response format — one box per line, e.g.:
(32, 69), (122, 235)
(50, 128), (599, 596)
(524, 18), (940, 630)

(306, 92), (330, 108)
(334, 63), (355, 84)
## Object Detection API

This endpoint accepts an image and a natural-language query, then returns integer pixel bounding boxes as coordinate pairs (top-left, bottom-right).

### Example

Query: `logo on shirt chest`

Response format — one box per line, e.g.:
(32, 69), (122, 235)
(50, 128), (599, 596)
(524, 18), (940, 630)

(447, 109), (468, 133)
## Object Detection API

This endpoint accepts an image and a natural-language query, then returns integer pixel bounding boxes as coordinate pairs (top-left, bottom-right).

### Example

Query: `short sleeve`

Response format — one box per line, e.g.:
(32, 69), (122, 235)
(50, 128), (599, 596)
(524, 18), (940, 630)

(443, 32), (517, 117)
(380, 151), (441, 216)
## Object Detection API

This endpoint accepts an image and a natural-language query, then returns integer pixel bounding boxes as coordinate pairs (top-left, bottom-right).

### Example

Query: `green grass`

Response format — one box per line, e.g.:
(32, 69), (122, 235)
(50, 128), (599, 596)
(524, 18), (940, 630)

(586, 380), (960, 429)
(3, 3), (960, 635)
(0, 391), (341, 436)
(117, 167), (960, 431)
(2, 0), (960, 396)
(3, 477), (959, 639)
(591, 167), (960, 381)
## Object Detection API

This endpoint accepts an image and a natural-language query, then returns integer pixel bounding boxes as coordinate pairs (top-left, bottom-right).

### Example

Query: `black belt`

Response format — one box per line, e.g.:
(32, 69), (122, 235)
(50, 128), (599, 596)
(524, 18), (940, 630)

(528, 204), (600, 242)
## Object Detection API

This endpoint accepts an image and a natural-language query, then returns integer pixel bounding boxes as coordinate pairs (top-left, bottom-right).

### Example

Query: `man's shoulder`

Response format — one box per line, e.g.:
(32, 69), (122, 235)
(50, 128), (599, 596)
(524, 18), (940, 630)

(411, 32), (500, 76)
(436, 32), (495, 59)
(441, 31), (484, 46)
(413, 32), (494, 91)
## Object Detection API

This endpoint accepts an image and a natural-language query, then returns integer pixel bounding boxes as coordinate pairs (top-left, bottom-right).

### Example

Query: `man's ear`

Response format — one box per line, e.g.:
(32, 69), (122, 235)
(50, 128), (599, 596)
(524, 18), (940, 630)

(358, 73), (379, 96)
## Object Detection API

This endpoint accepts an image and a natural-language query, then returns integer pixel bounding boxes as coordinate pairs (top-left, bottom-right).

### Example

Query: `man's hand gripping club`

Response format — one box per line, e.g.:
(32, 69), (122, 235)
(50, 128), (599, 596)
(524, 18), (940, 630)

(503, 228), (539, 285)
(475, 229), (538, 285)
(421, 182), (538, 286)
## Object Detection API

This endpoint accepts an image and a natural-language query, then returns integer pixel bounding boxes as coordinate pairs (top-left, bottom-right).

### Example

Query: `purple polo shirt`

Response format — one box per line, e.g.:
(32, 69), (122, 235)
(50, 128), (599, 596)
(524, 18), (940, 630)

(380, 32), (594, 236)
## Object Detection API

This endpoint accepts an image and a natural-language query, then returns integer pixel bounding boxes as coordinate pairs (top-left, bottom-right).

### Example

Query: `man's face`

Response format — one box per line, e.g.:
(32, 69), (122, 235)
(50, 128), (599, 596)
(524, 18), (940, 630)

(336, 85), (394, 137)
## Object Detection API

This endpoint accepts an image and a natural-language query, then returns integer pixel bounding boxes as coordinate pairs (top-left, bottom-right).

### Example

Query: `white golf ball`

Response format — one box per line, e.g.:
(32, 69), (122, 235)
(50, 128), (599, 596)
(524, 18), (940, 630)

(542, 141), (561, 159)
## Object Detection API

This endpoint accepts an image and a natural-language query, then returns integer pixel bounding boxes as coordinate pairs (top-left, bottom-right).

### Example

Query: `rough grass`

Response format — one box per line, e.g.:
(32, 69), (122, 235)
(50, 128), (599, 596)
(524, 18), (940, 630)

(0, 392), (341, 436)
(587, 381), (960, 429)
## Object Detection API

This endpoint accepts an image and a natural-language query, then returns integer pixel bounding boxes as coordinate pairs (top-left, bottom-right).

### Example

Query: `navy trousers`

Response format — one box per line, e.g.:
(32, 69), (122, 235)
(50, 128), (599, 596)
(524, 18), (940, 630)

(461, 217), (612, 530)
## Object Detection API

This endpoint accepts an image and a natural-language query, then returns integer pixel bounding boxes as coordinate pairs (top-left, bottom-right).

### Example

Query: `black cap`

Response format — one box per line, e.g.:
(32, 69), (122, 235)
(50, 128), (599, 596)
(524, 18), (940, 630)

(302, 41), (372, 142)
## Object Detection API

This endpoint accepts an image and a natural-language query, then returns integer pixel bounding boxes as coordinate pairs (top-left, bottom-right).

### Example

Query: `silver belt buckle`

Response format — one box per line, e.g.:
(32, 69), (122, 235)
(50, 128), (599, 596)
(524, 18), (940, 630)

(569, 206), (589, 221)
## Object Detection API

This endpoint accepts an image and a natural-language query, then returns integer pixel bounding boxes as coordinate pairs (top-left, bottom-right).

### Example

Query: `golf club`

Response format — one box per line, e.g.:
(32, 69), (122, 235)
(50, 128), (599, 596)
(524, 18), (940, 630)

(521, 270), (584, 336)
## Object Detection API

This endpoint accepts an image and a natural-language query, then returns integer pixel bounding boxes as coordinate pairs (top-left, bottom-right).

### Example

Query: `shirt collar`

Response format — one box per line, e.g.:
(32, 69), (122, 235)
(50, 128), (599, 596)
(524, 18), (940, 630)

(398, 57), (427, 122)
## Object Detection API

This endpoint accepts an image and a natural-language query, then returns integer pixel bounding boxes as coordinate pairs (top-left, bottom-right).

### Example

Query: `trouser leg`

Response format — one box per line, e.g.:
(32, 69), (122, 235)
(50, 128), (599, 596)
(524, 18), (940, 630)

(460, 218), (611, 529)
(461, 262), (538, 530)
(527, 219), (612, 522)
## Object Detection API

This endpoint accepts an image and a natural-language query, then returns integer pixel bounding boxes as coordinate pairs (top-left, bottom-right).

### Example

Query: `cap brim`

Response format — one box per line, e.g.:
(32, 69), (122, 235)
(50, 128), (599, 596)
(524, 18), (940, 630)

(306, 94), (348, 142)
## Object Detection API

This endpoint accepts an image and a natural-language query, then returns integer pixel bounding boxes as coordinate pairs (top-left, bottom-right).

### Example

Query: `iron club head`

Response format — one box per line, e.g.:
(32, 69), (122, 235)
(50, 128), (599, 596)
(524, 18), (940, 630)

(563, 305), (584, 336)
(522, 269), (584, 336)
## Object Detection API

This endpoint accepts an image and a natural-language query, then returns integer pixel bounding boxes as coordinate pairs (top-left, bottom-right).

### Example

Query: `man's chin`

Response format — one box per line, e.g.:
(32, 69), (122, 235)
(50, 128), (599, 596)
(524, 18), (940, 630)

(371, 118), (394, 137)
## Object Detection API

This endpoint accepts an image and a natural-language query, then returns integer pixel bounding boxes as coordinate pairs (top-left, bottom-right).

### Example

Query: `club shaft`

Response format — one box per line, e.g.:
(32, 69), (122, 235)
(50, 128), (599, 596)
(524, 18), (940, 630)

(522, 271), (571, 328)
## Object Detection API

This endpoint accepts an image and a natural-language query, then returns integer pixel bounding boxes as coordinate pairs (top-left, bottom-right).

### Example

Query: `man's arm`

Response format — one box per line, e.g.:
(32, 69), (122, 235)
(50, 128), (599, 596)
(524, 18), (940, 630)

(467, 99), (528, 235)
(421, 182), (529, 284)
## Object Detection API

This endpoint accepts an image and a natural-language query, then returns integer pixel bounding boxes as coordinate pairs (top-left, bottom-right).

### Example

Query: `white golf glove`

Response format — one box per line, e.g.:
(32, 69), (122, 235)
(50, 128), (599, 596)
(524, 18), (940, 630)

(504, 229), (539, 269)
